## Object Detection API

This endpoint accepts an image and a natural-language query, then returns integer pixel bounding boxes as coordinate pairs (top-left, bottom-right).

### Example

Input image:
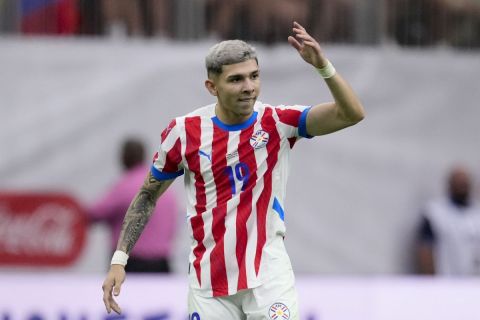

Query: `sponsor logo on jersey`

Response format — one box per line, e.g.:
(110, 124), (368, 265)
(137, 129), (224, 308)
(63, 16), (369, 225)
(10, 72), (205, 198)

(226, 150), (239, 161)
(250, 130), (269, 149)
(269, 302), (290, 320)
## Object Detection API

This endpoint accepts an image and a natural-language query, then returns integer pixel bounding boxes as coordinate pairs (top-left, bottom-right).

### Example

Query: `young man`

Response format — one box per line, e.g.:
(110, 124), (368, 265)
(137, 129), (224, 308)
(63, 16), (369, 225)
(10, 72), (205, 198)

(102, 22), (365, 319)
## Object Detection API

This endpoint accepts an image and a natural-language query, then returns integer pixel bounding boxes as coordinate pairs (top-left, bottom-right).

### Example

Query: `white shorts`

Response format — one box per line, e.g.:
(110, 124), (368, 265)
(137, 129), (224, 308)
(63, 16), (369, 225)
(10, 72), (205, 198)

(187, 268), (299, 320)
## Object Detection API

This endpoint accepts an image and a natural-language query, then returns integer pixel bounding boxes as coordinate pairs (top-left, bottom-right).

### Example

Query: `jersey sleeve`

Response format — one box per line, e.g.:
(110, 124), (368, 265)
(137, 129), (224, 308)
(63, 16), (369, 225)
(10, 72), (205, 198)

(151, 119), (185, 180)
(274, 104), (313, 140)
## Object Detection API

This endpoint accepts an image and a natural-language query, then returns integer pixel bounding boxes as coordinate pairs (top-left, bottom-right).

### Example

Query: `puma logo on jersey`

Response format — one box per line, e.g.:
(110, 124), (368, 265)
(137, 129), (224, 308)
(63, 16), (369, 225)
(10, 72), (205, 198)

(198, 150), (211, 162)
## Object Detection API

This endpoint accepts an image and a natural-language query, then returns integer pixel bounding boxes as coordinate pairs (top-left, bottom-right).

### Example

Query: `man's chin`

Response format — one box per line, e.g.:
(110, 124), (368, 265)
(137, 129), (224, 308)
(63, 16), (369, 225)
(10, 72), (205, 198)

(238, 99), (256, 110)
(238, 105), (254, 116)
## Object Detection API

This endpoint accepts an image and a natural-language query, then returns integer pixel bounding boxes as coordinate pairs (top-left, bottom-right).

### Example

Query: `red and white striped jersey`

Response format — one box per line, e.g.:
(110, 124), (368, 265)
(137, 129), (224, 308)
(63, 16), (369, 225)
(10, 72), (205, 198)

(152, 101), (312, 297)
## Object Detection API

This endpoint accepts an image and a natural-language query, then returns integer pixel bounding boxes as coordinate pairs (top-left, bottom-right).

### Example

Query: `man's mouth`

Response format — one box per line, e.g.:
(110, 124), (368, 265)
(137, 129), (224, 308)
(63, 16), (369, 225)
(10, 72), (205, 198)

(239, 97), (255, 102)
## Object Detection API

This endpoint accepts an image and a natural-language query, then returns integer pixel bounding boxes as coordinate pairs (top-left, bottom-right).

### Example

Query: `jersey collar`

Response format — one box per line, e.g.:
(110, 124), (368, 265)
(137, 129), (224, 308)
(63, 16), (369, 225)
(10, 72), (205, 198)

(211, 111), (258, 131)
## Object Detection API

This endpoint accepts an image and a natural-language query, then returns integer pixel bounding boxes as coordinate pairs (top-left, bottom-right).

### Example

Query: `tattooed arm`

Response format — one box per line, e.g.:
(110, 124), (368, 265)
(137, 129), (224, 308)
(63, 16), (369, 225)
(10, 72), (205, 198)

(102, 172), (175, 315)
(116, 172), (175, 254)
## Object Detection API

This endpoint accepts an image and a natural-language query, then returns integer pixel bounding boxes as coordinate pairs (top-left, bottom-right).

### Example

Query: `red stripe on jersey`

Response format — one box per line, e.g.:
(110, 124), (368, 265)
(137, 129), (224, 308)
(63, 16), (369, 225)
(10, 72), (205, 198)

(163, 137), (182, 172)
(185, 117), (206, 286)
(152, 152), (159, 163)
(161, 119), (177, 143)
(236, 124), (257, 290)
(255, 107), (281, 275)
(210, 125), (230, 297)
(275, 108), (301, 127)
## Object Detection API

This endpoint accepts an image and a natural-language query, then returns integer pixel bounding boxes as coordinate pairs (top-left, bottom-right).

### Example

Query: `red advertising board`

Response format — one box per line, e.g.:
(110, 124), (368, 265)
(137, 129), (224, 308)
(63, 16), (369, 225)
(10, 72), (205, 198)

(0, 192), (86, 266)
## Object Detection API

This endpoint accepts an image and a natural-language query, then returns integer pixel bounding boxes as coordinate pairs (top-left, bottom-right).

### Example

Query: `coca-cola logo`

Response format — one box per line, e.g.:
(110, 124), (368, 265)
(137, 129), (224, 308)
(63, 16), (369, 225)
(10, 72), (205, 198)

(0, 193), (86, 266)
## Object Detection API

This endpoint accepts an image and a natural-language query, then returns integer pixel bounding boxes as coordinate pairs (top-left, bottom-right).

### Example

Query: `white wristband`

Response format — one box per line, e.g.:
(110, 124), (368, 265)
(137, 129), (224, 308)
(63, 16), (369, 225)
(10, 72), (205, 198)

(316, 60), (336, 79)
(111, 250), (129, 266)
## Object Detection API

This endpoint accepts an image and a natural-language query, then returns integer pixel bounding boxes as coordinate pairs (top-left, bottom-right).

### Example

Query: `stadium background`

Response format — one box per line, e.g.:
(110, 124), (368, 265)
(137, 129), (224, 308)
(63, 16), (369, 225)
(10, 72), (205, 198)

(1, 0), (479, 319)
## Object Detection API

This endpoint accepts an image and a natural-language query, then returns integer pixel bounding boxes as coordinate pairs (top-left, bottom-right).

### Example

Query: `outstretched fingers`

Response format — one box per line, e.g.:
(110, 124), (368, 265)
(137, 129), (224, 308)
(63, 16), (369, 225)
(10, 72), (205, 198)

(288, 21), (325, 68)
(288, 35), (302, 51)
(289, 22), (318, 48)
(294, 32), (313, 41)
(291, 21), (310, 39)
(293, 21), (305, 31)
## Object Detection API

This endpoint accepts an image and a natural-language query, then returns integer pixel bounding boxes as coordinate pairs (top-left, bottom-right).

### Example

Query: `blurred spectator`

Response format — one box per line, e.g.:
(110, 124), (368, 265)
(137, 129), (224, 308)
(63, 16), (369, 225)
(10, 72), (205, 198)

(309, 0), (355, 43)
(20, 0), (80, 35)
(2, 0), (479, 48)
(265, 0), (310, 42)
(89, 137), (179, 273)
(101, 0), (173, 38)
(0, 0), (19, 33)
(387, 0), (480, 47)
(388, 0), (443, 46)
(436, 0), (480, 48)
(174, 0), (207, 39)
(416, 165), (480, 275)
(206, 0), (246, 40)
(143, 0), (173, 37)
(208, 0), (309, 43)
(102, 0), (143, 37)
(78, 0), (104, 35)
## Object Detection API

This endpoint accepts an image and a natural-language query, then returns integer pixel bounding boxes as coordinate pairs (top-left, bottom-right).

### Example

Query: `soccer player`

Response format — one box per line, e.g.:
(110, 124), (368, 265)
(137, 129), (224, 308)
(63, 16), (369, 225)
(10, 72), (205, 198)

(102, 21), (365, 319)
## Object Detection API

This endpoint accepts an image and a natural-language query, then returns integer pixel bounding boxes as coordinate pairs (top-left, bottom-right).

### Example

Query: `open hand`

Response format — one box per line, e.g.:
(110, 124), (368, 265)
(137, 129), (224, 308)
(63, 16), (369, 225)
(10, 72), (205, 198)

(288, 21), (328, 69)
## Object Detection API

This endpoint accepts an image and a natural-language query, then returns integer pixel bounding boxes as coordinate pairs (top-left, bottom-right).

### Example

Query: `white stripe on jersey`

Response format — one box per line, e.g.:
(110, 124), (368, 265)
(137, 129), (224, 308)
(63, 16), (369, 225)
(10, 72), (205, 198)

(223, 131), (241, 295)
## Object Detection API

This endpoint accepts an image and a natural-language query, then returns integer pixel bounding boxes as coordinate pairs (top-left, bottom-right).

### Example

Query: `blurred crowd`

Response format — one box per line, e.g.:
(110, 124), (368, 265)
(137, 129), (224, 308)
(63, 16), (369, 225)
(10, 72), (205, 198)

(0, 0), (479, 48)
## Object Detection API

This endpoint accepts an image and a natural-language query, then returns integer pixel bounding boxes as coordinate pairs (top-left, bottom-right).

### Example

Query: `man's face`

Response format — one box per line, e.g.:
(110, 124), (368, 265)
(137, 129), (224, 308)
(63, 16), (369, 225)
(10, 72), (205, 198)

(448, 168), (471, 206)
(208, 59), (260, 123)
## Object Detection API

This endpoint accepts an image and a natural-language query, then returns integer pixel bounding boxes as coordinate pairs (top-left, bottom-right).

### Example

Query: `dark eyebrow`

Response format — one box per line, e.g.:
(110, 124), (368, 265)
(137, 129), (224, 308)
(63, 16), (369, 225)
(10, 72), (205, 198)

(226, 74), (244, 80)
(226, 69), (259, 80)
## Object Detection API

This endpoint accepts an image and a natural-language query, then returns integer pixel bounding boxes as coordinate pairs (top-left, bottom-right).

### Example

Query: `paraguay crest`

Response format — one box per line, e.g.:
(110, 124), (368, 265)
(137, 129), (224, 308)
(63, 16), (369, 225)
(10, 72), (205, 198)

(269, 302), (290, 320)
(250, 130), (269, 149)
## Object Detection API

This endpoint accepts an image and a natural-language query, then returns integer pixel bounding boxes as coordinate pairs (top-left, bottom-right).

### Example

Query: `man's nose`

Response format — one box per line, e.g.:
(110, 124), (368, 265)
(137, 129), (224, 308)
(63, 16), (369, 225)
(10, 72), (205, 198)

(243, 78), (255, 92)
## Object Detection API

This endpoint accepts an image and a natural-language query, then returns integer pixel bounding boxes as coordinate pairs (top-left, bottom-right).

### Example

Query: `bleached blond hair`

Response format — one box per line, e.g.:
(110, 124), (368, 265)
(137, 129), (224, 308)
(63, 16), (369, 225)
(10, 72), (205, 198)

(205, 40), (258, 77)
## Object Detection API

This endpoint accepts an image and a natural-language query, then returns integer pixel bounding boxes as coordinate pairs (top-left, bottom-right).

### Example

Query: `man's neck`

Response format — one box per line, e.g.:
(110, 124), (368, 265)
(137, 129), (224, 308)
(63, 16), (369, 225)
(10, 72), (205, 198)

(214, 104), (253, 125)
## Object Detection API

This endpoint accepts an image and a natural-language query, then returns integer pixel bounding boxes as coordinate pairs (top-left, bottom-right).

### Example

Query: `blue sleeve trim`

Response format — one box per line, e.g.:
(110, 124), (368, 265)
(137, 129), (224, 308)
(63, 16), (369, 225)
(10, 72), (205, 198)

(272, 197), (285, 221)
(150, 165), (184, 180)
(298, 107), (313, 139)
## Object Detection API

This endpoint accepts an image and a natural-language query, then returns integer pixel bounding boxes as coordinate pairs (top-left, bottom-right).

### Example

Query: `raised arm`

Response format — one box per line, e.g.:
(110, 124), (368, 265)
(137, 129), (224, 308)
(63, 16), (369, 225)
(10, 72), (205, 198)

(288, 21), (365, 136)
(102, 171), (175, 314)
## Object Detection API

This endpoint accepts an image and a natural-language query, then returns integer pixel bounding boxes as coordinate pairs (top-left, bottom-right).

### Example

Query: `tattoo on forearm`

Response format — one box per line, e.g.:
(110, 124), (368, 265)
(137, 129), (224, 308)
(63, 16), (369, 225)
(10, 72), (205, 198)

(117, 174), (166, 253)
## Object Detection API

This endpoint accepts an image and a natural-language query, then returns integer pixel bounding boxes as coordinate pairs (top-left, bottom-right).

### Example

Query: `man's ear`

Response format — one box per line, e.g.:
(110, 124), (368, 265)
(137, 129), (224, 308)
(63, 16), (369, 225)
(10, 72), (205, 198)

(205, 79), (217, 96)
